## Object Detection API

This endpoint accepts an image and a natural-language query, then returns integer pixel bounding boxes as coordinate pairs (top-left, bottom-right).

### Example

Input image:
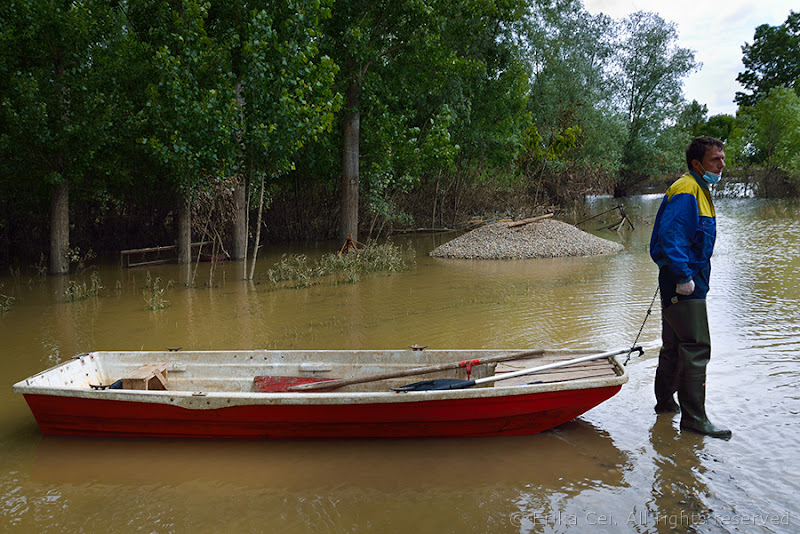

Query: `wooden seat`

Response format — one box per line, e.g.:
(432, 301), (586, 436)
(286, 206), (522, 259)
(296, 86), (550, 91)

(121, 363), (169, 390)
(493, 356), (618, 386)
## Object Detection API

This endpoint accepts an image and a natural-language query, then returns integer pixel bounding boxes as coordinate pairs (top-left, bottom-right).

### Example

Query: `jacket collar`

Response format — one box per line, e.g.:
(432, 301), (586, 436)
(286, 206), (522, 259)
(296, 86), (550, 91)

(688, 170), (710, 191)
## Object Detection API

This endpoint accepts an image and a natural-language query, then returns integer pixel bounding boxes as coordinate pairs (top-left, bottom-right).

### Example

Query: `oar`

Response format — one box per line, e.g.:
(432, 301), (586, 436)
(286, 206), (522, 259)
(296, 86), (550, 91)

(392, 346), (642, 392)
(283, 349), (547, 392)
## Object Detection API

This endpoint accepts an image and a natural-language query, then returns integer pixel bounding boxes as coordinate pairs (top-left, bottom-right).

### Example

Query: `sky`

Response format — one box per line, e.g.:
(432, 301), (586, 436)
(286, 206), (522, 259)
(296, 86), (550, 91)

(582, 0), (797, 117)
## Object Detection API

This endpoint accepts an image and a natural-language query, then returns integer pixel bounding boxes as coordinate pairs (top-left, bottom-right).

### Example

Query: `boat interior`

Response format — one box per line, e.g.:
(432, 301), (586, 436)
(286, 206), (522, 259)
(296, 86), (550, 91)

(17, 349), (624, 394)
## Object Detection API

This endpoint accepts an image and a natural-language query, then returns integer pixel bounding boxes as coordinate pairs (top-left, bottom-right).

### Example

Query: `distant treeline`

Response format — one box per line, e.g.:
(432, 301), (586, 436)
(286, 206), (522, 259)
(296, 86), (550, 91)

(1, 1), (798, 274)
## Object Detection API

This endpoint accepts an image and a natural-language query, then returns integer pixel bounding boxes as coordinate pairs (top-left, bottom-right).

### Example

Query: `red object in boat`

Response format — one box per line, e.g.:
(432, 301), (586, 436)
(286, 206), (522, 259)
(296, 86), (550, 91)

(13, 349), (627, 439)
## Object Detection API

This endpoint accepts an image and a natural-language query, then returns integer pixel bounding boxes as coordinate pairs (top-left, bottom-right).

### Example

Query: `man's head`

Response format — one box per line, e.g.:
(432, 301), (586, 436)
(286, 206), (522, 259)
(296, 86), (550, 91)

(686, 136), (726, 176)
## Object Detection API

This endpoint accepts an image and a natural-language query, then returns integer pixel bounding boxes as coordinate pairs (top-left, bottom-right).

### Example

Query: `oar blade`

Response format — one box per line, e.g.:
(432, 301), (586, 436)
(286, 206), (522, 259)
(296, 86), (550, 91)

(254, 376), (337, 393)
(391, 378), (475, 392)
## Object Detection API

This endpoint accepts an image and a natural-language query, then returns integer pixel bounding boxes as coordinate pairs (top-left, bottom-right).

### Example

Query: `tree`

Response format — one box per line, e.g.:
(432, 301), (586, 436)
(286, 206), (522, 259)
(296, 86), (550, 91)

(735, 11), (800, 108)
(0, 0), (125, 274)
(312, 0), (535, 240)
(526, 0), (620, 166)
(129, 0), (239, 265)
(612, 11), (698, 192)
(206, 0), (340, 277)
(126, 0), (339, 275)
(735, 86), (800, 194)
(697, 114), (737, 144)
(439, 0), (530, 167)
(353, 0), (531, 232)
(677, 100), (708, 138)
(317, 0), (448, 243)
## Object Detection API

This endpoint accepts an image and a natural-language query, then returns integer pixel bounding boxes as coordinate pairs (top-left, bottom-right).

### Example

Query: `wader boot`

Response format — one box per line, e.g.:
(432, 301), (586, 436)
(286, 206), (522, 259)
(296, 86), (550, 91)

(663, 299), (732, 439)
(654, 315), (680, 414)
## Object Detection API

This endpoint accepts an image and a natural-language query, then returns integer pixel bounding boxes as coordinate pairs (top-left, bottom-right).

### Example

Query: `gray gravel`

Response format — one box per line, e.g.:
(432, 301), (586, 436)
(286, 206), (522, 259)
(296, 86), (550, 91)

(429, 219), (624, 259)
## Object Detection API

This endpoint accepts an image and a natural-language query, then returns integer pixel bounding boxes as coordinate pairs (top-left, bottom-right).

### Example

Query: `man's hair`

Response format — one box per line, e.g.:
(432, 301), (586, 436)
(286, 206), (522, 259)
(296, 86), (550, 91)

(686, 136), (724, 170)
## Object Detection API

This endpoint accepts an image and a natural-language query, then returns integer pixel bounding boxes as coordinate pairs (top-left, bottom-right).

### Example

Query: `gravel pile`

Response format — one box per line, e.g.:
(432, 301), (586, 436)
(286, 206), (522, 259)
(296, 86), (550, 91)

(429, 219), (624, 259)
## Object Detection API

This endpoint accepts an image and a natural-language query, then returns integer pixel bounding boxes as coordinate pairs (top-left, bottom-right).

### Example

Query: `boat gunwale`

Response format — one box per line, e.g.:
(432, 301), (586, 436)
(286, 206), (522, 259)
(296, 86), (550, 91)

(12, 349), (629, 409)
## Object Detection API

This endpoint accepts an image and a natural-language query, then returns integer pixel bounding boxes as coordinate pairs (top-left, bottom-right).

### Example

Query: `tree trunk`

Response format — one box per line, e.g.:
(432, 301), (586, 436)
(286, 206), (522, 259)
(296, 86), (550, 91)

(248, 174), (266, 280)
(340, 76), (361, 242)
(231, 183), (247, 260)
(49, 180), (69, 275)
(49, 54), (69, 276)
(177, 196), (191, 265)
(232, 79), (248, 262)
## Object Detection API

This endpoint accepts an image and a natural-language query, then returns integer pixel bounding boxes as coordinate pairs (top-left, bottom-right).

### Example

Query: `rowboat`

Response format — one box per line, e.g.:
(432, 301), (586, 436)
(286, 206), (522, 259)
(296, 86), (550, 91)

(12, 347), (632, 439)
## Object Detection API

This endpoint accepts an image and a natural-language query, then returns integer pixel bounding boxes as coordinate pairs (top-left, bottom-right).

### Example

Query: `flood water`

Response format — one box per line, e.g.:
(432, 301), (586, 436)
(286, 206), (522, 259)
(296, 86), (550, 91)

(1, 195), (798, 533)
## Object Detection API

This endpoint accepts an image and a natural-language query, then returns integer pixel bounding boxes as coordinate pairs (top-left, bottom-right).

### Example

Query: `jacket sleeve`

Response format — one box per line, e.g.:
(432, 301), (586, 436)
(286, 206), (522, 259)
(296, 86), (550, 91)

(656, 192), (698, 283)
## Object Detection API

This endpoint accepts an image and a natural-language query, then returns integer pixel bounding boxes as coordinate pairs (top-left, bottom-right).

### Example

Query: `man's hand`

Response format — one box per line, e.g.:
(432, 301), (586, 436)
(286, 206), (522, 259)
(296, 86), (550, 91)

(676, 280), (695, 295)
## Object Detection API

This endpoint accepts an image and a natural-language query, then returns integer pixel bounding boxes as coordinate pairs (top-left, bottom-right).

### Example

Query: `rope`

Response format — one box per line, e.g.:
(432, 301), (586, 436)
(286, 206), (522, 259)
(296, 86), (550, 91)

(626, 285), (660, 365)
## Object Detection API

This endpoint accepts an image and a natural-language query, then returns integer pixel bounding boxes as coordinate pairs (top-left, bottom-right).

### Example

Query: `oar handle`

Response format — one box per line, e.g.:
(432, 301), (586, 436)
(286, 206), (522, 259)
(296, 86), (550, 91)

(287, 349), (546, 391)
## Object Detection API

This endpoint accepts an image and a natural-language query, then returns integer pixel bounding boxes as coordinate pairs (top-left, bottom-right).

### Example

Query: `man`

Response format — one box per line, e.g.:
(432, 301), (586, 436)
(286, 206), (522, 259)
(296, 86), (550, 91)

(649, 136), (731, 439)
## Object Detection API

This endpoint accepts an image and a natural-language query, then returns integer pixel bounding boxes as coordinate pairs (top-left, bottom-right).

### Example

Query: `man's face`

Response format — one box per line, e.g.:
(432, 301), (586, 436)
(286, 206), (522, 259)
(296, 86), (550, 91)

(695, 147), (726, 175)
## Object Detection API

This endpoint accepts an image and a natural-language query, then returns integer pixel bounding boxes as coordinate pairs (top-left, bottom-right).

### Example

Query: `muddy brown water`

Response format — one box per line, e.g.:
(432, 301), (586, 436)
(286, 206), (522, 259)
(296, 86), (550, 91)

(1, 196), (798, 533)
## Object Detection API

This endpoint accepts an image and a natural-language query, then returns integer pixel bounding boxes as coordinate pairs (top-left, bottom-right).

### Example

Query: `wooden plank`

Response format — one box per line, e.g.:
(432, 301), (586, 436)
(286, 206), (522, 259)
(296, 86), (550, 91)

(496, 368), (617, 387)
(126, 258), (176, 268)
(524, 362), (613, 373)
(495, 359), (609, 373)
(120, 241), (213, 256)
(494, 355), (619, 387)
(121, 241), (215, 268)
(120, 245), (177, 256)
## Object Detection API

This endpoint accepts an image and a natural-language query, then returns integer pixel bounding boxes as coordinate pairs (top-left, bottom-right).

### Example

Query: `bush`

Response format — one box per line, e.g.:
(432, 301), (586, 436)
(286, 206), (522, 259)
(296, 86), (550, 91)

(264, 242), (414, 289)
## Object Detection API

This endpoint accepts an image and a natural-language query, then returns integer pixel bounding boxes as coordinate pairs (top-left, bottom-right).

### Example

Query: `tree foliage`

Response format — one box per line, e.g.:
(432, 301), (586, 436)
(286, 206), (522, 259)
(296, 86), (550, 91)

(612, 11), (697, 189)
(0, 0), (128, 272)
(134, 0), (238, 193)
(735, 10), (800, 107)
(7, 0), (778, 270)
(526, 1), (622, 171)
(735, 87), (800, 184)
(697, 114), (737, 144)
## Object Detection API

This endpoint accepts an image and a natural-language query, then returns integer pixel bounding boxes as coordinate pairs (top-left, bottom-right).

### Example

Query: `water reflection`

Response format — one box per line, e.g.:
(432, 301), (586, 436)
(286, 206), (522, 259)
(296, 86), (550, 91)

(647, 415), (710, 533)
(17, 420), (628, 533)
(30, 420), (624, 490)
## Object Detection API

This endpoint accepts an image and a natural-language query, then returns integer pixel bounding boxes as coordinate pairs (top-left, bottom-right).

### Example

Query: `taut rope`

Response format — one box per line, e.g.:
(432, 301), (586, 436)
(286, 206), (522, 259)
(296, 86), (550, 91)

(626, 285), (660, 365)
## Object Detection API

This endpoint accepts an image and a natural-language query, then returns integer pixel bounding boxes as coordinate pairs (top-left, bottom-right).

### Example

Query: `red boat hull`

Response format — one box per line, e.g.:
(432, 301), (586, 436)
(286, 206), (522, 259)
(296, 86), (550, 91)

(22, 385), (621, 439)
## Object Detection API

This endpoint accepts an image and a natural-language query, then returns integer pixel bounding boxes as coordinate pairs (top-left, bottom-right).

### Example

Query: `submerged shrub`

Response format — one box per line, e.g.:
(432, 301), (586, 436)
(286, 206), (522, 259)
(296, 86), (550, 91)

(0, 284), (13, 313)
(264, 242), (414, 289)
(63, 271), (103, 302)
(144, 273), (172, 310)
(266, 254), (321, 288)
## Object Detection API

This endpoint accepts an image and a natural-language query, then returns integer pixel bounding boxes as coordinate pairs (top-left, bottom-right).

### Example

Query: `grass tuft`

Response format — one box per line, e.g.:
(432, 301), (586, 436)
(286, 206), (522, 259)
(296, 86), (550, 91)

(264, 242), (414, 289)
(144, 272), (172, 310)
(0, 283), (13, 313)
(63, 271), (103, 302)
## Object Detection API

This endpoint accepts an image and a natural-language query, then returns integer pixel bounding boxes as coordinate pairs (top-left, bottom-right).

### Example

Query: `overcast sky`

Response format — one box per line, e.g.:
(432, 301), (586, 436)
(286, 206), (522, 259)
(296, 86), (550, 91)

(582, 1), (797, 117)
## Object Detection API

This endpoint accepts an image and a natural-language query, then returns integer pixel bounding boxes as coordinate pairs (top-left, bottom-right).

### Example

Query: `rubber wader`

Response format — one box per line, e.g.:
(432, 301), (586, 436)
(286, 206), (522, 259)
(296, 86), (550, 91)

(661, 299), (732, 439)
(654, 313), (681, 413)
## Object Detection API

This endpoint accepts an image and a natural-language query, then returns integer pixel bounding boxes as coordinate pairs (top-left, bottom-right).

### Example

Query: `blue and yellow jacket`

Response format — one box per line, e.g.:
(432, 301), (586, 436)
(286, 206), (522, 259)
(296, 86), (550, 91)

(650, 172), (716, 299)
